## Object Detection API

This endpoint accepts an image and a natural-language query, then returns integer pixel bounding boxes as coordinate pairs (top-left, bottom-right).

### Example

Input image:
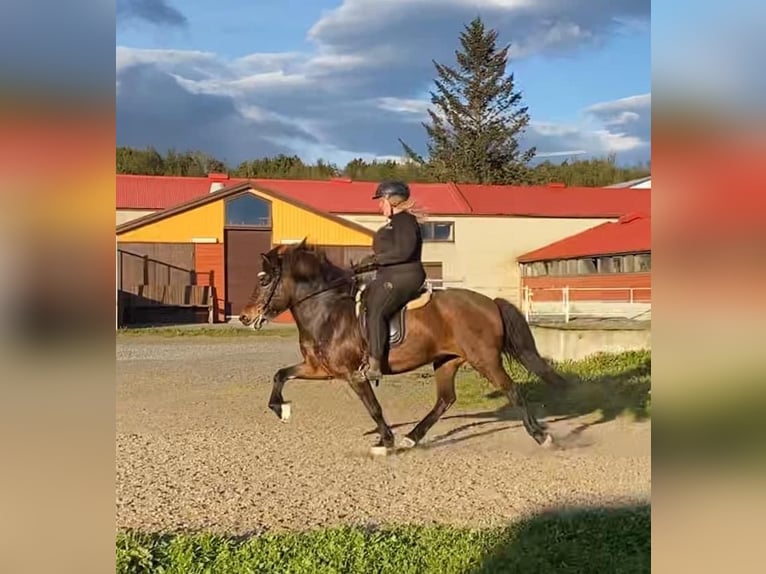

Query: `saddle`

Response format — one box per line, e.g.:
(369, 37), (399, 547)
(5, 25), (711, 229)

(353, 274), (434, 347)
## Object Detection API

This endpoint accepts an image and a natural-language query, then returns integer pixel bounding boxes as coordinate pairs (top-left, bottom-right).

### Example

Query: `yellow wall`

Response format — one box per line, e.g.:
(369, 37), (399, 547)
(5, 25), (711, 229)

(251, 190), (372, 246)
(117, 200), (224, 242)
(116, 189), (371, 246)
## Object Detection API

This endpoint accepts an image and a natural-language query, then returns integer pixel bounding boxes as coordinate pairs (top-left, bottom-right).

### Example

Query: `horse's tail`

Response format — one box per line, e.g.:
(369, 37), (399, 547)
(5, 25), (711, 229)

(493, 298), (568, 388)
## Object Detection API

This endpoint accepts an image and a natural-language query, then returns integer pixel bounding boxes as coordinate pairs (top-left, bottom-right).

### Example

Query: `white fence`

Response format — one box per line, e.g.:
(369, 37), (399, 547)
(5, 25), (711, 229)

(522, 286), (652, 322)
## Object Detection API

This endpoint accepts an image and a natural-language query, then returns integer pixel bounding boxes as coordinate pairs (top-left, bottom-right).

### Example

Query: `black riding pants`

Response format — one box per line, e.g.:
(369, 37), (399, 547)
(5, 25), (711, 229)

(365, 265), (426, 362)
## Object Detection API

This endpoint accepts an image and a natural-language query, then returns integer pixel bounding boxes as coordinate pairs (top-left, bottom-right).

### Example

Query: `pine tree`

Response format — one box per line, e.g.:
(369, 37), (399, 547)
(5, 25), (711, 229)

(402, 16), (536, 184)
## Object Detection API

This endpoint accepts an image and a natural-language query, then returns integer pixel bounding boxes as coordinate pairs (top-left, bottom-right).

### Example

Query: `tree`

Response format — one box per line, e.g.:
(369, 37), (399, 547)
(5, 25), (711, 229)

(402, 16), (536, 184)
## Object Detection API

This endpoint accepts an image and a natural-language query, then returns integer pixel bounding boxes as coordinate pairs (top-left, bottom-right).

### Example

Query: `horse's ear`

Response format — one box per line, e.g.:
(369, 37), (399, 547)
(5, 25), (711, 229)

(298, 236), (308, 249)
(261, 253), (271, 268)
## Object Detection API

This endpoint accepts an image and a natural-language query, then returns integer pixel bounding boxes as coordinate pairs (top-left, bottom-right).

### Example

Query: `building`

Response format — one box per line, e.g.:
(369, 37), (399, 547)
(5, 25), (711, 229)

(517, 212), (651, 321)
(245, 179), (650, 304)
(116, 173), (236, 225)
(117, 174), (651, 311)
(116, 181), (373, 325)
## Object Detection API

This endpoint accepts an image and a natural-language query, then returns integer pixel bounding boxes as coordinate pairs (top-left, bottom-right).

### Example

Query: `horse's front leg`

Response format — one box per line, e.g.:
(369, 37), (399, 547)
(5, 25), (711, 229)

(347, 375), (395, 451)
(268, 362), (332, 419)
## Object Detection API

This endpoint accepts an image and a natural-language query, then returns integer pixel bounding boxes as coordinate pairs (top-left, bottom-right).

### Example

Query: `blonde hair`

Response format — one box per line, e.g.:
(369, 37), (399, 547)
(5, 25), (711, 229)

(388, 195), (428, 223)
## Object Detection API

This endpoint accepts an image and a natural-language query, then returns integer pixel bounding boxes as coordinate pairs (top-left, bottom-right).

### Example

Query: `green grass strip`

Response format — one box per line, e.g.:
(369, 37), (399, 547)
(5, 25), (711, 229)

(117, 504), (650, 574)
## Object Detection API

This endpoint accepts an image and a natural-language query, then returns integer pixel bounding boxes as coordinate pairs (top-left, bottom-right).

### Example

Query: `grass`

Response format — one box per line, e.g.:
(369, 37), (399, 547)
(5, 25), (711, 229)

(117, 504), (650, 574)
(116, 325), (299, 338)
(439, 349), (651, 423)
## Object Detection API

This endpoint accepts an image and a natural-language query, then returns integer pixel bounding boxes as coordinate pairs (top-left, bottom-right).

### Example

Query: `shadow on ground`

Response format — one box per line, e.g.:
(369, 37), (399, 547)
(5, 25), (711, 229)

(368, 352), (651, 447)
(473, 503), (651, 573)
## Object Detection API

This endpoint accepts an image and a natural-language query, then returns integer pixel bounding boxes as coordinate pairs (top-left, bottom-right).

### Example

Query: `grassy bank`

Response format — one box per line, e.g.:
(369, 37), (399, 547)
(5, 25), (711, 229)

(117, 504), (650, 574)
(408, 349), (652, 422)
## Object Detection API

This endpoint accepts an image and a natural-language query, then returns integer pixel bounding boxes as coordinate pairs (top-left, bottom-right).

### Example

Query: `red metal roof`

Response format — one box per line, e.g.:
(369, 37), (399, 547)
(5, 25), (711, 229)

(116, 174), (244, 209)
(517, 212), (651, 262)
(457, 184), (650, 218)
(116, 174), (650, 217)
(252, 179), (473, 215)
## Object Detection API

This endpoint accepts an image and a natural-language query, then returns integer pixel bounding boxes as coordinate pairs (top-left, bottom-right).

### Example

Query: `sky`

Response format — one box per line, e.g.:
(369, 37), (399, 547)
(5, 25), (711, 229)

(116, 0), (651, 168)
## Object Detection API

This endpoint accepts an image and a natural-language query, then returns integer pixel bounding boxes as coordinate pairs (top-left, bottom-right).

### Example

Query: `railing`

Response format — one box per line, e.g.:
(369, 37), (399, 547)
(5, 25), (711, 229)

(522, 286), (652, 322)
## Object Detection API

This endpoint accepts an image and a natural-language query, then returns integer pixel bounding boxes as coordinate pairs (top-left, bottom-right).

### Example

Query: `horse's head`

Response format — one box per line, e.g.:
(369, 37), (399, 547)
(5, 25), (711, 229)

(238, 239), (346, 328)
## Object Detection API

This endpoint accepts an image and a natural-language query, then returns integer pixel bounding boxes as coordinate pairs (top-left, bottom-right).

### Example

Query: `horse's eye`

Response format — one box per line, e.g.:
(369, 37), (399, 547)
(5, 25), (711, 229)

(258, 272), (270, 286)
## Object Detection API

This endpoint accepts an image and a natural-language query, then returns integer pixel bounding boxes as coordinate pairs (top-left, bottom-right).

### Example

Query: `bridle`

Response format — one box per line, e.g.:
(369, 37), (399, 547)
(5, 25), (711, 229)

(248, 263), (356, 328)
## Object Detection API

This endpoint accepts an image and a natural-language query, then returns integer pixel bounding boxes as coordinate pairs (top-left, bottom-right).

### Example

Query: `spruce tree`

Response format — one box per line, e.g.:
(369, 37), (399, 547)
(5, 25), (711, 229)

(402, 16), (536, 184)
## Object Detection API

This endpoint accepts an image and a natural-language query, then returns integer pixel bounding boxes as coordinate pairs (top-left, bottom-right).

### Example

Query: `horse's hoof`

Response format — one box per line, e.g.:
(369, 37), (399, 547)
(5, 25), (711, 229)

(541, 433), (555, 448)
(269, 403), (291, 421)
(280, 403), (291, 422)
(399, 436), (417, 449)
(369, 445), (391, 456)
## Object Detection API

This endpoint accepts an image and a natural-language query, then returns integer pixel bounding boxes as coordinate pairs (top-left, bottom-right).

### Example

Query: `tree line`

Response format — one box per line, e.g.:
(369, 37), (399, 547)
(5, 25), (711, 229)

(117, 146), (649, 187)
(118, 17), (650, 187)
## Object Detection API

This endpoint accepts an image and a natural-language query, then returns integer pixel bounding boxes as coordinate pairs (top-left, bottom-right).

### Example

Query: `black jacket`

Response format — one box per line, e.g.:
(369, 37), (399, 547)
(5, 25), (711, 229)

(365, 211), (424, 273)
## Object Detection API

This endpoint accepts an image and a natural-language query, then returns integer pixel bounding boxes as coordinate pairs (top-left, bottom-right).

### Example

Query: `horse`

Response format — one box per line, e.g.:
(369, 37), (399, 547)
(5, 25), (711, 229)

(238, 239), (569, 454)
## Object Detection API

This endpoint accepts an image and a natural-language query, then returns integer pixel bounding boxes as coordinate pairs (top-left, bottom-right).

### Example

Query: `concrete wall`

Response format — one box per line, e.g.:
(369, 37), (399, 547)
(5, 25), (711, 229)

(341, 214), (612, 305)
(530, 324), (651, 362)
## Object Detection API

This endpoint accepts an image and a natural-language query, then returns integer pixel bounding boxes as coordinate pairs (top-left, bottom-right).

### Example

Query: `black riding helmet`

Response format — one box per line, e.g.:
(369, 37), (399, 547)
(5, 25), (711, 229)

(372, 179), (411, 201)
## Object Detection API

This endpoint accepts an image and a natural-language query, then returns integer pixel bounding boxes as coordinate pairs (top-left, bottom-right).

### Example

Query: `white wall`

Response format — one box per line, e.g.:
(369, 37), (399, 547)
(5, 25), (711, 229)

(117, 209), (157, 226)
(340, 214), (613, 305)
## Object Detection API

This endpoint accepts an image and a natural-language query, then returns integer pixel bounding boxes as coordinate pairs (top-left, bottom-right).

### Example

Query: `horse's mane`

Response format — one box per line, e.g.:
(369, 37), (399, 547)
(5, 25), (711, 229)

(276, 242), (349, 285)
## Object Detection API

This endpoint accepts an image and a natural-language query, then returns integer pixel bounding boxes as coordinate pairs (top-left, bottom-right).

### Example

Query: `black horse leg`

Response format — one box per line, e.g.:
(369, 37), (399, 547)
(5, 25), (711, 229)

(268, 362), (332, 419)
(479, 359), (551, 445)
(347, 376), (395, 448)
(403, 357), (464, 447)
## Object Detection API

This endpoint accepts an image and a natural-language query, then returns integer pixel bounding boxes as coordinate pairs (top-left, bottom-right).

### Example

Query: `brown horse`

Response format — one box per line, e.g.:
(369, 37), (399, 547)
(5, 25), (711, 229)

(239, 240), (568, 453)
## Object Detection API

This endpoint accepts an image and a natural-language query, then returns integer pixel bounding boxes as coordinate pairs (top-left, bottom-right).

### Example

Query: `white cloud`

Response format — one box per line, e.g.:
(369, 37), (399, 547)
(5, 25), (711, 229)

(526, 93), (650, 162)
(376, 97), (430, 116)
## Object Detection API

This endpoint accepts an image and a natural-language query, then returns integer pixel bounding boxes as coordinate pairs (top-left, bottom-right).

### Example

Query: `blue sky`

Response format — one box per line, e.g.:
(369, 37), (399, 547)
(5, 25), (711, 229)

(116, 0), (650, 167)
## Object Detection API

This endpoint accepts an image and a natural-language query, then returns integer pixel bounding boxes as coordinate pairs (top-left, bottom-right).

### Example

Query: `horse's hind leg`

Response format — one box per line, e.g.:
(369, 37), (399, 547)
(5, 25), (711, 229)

(402, 357), (464, 448)
(477, 358), (552, 446)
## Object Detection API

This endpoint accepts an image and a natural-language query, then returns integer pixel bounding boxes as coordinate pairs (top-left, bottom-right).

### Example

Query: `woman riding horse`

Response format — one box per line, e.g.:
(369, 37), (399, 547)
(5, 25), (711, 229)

(353, 180), (426, 383)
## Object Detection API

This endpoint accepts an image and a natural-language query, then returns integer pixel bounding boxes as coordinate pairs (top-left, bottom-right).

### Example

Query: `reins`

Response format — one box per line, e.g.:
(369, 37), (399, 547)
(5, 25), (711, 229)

(290, 275), (354, 308)
(248, 267), (357, 317)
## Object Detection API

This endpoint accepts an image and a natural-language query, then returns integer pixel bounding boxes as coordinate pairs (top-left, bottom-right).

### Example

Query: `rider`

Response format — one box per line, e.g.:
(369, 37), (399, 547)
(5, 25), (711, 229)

(353, 180), (426, 383)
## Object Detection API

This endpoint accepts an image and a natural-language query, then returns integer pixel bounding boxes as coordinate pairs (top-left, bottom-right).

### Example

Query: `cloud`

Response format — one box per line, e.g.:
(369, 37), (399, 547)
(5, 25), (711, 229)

(117, 0), (187, 27)
(526, 93), (651, 163)
(116, 63), (319, 165)
(116, 0), (650, 165)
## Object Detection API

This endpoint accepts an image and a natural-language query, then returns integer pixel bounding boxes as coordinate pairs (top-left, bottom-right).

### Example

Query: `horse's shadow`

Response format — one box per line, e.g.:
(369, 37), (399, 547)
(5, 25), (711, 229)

(365, 358), (651, 450)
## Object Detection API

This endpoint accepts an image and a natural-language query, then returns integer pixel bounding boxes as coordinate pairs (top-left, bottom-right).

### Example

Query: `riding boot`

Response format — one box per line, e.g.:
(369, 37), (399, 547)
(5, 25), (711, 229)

(366, 357), (382, 383)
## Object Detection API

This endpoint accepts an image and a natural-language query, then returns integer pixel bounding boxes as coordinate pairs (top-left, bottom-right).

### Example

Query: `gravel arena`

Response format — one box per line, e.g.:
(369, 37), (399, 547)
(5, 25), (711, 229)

(116, 330), (651, 535)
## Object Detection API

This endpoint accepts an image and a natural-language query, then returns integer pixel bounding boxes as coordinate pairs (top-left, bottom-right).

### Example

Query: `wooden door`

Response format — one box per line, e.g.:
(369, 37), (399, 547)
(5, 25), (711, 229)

(224, 229), (272, 317)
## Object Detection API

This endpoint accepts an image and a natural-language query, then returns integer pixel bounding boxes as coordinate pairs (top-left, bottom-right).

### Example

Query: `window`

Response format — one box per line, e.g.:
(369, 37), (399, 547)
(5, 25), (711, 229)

(525, 253), (650, 277)
(577, 258), (598, 274)
(225, 194), (271, 227)
(420, 221), (454, 242)
(635, 253), (651, 271)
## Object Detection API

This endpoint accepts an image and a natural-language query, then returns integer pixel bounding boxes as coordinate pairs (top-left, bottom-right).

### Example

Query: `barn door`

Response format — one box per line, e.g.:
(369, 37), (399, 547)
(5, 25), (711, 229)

(224, 229), (272, 317)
